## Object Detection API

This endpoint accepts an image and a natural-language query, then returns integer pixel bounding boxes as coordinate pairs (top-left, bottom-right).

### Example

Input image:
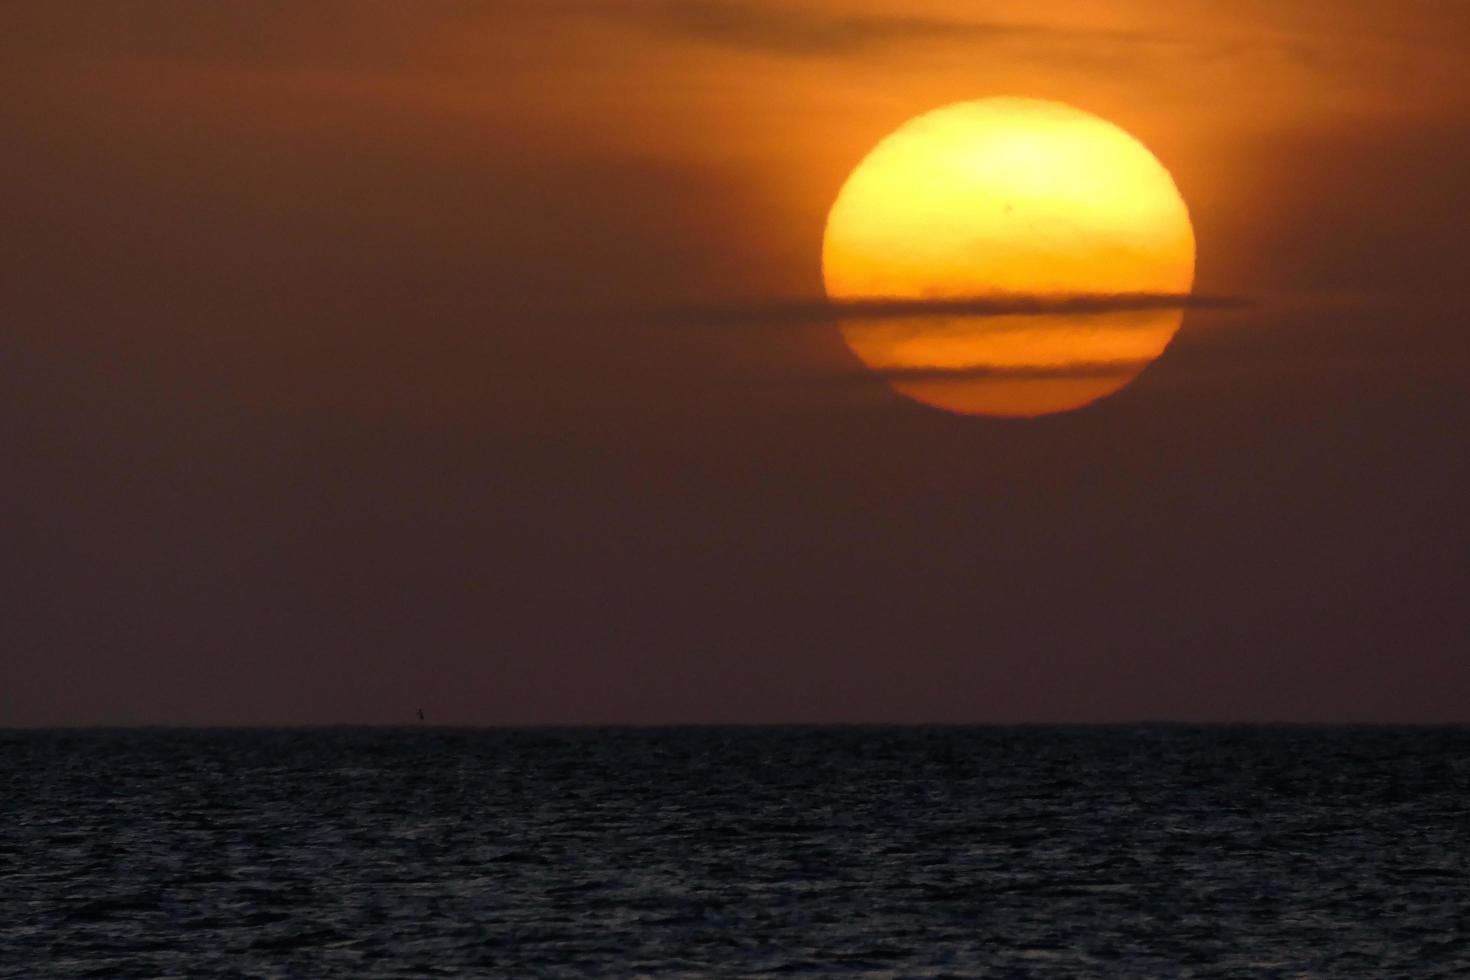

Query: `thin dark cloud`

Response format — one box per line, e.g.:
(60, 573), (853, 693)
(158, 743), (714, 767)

(825, 359), (1157, 383)
(599, 0), (1398, 87)
(667, 293), (1245, 327)
(623, 2), (1137, 57)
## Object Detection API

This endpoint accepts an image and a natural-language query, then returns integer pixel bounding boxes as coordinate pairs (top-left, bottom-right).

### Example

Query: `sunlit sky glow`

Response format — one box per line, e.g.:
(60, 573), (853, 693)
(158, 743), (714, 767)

(2, 1), (1468, 724)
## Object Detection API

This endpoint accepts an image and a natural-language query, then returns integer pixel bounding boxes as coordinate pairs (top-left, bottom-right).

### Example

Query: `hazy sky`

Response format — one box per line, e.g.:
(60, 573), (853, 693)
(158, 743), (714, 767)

(4, 1), (1468, 724)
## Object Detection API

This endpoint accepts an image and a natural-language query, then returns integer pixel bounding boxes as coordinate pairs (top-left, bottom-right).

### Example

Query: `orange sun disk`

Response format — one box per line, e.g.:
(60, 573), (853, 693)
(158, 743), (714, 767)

(821, 98), (1196, 417)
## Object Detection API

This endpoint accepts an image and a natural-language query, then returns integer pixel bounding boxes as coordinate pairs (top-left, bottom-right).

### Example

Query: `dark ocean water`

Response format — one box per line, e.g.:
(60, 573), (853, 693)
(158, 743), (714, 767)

(3, 726), (1468, 978)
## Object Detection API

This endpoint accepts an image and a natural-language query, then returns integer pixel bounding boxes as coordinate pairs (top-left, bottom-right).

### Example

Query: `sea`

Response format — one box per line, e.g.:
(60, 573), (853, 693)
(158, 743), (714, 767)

(3, 726), (1467, 978)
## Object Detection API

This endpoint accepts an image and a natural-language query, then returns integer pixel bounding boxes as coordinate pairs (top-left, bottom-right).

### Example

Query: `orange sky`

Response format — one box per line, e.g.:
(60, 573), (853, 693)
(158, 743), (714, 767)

(8, 0), (1467, 305)
(3, 2), (1469, 724)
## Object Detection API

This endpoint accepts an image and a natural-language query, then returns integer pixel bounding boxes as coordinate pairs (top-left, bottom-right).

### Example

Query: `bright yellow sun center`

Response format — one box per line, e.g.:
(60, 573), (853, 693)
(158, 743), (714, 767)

(822, 98), (1196, 416)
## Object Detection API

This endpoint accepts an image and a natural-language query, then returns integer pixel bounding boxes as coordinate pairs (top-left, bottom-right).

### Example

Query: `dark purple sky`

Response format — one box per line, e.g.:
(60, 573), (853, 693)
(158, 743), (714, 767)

(3, 2), (1468, 724)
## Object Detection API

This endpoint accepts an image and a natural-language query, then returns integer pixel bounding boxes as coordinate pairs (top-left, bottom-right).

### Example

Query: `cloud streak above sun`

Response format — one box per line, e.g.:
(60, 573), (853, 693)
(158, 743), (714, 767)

(615, 2), (1156, 57)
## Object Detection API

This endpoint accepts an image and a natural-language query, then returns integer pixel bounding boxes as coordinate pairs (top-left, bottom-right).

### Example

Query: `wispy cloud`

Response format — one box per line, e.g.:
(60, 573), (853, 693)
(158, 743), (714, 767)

(595, 0), (1396, 92)
(848, 359), (1156, 381)
(605, 1), (1157, 58)
(666, 293), (1243, 327)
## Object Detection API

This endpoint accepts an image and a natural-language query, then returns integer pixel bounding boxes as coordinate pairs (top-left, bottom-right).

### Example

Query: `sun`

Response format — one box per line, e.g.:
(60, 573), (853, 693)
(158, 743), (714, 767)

(822, 98), (1196, 417)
